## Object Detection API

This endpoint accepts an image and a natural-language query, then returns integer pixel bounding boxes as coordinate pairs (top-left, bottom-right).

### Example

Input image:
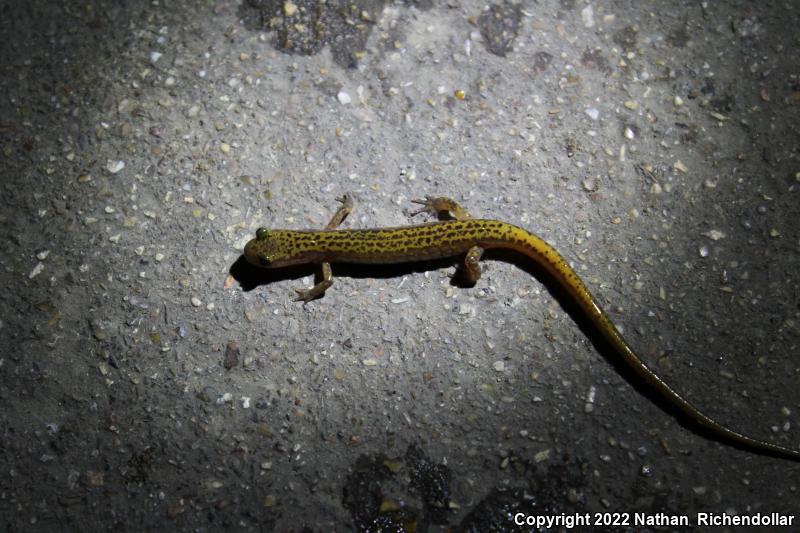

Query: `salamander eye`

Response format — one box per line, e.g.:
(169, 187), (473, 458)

(256, 228), (269, 240)
(259, 255), (271, 267)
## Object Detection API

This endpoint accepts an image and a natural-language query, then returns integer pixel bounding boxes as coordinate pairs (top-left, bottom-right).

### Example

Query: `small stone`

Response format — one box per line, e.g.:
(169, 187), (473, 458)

(492, 360), (505, 372)
(29, 262), (44, 279)
(217, 392), (232, 405)
(224, 341), (240, 370)
(337, 91), (352, 105)
(383, 460), (402, 473)
(673, 160), (688, 173)
(581, 5), (595, 27)
(458, 303), (474, 316)
(674, 95), (684, 107)
(220, 142), (231, 154)
(283, 1), (297, 16)
(379, 499), (400, 513)
(362, 358), (378, 367)
(582, 178), (598, 192)
(584, 385), (597, 413)
(106, 160), (125, 174)
(585, 107), (599, 120)
(191, 297), (202, 307)
(702, 230), (726, 241)
(534, 449), (551, 462)
(150, 51), (163, 63)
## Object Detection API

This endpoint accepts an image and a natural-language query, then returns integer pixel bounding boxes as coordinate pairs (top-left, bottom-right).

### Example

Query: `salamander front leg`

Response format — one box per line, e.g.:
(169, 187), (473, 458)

(410, 196), (473, 221)
(293, 194), (353, 302)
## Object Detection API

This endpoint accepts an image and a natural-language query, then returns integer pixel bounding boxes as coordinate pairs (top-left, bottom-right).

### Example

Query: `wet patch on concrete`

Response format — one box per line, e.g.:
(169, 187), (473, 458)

(477, 1), (523, 57)
(240, 0), (389, 68)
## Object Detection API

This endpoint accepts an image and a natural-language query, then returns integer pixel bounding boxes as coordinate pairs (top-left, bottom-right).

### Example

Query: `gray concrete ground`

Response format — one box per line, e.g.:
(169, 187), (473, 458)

(1, 0), (799, 531)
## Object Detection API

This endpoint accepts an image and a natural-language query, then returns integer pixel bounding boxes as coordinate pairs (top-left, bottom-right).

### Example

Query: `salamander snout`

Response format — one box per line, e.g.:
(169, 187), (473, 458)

(243, 228), (304, 268)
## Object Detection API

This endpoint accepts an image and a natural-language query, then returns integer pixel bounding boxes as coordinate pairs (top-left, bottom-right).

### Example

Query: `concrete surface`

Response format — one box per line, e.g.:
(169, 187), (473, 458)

(1, 0), (799, 531)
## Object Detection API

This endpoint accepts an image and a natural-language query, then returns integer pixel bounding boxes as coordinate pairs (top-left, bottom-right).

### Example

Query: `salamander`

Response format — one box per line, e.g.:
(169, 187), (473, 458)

(243, 194), (800, 462)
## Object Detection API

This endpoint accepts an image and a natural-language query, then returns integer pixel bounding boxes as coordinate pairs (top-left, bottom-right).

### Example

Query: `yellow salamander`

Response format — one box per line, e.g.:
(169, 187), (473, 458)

(244, 195), (800, 462)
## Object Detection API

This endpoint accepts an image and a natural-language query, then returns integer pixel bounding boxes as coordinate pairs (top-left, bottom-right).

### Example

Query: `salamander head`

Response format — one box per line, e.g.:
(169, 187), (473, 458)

(244, 228), (298, 268)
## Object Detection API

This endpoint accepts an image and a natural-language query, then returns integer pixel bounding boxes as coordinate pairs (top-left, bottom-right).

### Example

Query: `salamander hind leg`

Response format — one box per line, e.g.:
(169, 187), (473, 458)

(325, 194), (354, 230)
(410, 196), (473, 221)
(458, 246), (485, 285)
